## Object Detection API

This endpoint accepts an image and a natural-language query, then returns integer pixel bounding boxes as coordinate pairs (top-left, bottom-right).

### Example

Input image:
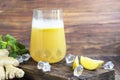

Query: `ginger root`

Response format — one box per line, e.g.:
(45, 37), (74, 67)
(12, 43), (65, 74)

(5, 64), (24, 79)
(0, 66), (5, 80)
(0, 49), (25, 80)
(0, 56), (19, 66)
(0, 49), (9, 56)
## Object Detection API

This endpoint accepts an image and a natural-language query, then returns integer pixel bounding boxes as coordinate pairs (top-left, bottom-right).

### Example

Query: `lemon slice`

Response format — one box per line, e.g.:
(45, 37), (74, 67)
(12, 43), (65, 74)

(80, 56), (104, 70)
(73, 56), (79, 69)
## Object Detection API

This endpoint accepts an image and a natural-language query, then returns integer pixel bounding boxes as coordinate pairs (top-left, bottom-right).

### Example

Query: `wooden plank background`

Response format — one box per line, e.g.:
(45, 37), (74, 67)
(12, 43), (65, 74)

(0, 0), (120, 56)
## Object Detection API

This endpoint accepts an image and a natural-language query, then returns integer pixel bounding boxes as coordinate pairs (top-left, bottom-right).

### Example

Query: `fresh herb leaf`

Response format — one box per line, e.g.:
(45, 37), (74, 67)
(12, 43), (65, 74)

(0, 35), (2, 41)
(5, 34), (17, 42)
(0, 35), (7, 49)
(0, 34), (29, 58)
(9, 51), (18, 58)
(0, 41), (7, 49)
(16, 42), (25, 49)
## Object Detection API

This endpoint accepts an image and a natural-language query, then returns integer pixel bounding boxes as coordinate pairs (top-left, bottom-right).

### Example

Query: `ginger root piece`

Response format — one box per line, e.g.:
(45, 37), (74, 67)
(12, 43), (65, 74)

(0, 56), (19, 66)
(0, 65), (5, 80)
(0, 49), (25, 80)
(5, 64), (24, 79)
(0, 49), (9, 56)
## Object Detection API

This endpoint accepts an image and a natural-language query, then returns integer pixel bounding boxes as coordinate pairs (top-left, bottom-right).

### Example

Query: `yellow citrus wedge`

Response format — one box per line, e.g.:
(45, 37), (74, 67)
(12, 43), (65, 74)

(73, 56), (79, 69)
(80, 56), (104, 70)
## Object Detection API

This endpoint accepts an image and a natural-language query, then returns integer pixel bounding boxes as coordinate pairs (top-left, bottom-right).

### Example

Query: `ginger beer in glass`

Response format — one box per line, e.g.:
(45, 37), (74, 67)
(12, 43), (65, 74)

(30, 9), (66, 63)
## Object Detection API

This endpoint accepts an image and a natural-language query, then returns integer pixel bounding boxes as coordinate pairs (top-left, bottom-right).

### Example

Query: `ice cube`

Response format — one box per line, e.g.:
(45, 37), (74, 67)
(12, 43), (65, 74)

(73, 65), (83, 77)
(42, 62), (51, 72)
(103, 61), (114, 70)
(16, 56), (23, 63)
(37, 61), (51, 72)
(37, 61), (44, 69)
(65, 54), (76, 64)
(22, 53), (31, 61)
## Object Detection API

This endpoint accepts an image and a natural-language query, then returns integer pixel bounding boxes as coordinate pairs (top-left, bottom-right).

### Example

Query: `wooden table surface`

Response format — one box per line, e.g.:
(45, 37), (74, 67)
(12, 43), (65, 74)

(20, 56), (117, 80)
(11, 56), (119, 80)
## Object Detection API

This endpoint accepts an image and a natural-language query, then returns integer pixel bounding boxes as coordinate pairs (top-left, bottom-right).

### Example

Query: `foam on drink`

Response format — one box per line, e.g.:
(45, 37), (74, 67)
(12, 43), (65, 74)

(32, 18), (64, 29)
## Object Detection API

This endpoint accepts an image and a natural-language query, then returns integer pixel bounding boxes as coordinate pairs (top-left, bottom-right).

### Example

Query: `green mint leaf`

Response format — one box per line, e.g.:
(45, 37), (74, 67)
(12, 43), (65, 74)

(0, 41), (7, 49)
(17, 49), (29, 55)
(0, 35), (2, 41)
(16, 42), (25, 49)
(9, 51), (18, 58)
(0, 34), (29, 58)
(5, 34), (17, 42)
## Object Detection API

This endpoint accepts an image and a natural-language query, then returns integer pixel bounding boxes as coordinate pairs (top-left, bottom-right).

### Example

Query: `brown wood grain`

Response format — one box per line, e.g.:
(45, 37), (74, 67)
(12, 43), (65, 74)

(20, 56), (115, 80)
(0, 0), (120, 56)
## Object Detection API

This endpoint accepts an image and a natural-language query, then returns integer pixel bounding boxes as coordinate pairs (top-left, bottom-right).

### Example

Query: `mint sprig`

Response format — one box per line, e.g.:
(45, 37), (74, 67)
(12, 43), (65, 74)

(0, 34), (29, 58)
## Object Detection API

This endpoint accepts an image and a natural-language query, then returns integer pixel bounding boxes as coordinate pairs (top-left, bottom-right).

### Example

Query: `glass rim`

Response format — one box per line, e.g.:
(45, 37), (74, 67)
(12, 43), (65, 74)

(33, 8), (63, 12)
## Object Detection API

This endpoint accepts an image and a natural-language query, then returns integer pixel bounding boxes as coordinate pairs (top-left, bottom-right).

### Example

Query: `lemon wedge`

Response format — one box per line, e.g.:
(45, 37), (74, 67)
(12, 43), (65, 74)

(80, 56), (104, 70)
(73, 56), (79, 69)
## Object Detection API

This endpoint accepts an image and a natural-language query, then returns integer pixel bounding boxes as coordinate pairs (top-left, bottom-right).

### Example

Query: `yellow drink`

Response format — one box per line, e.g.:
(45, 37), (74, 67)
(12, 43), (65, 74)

(30, 27), (66, 63)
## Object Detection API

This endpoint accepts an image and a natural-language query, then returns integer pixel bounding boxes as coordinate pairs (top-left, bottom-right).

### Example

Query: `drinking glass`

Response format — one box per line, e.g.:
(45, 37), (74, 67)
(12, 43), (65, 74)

(30, 9), (66, 63)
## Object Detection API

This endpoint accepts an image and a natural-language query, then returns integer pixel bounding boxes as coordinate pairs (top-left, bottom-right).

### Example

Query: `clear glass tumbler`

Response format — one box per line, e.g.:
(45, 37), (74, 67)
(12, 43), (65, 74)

(30, 9), (66, 63)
